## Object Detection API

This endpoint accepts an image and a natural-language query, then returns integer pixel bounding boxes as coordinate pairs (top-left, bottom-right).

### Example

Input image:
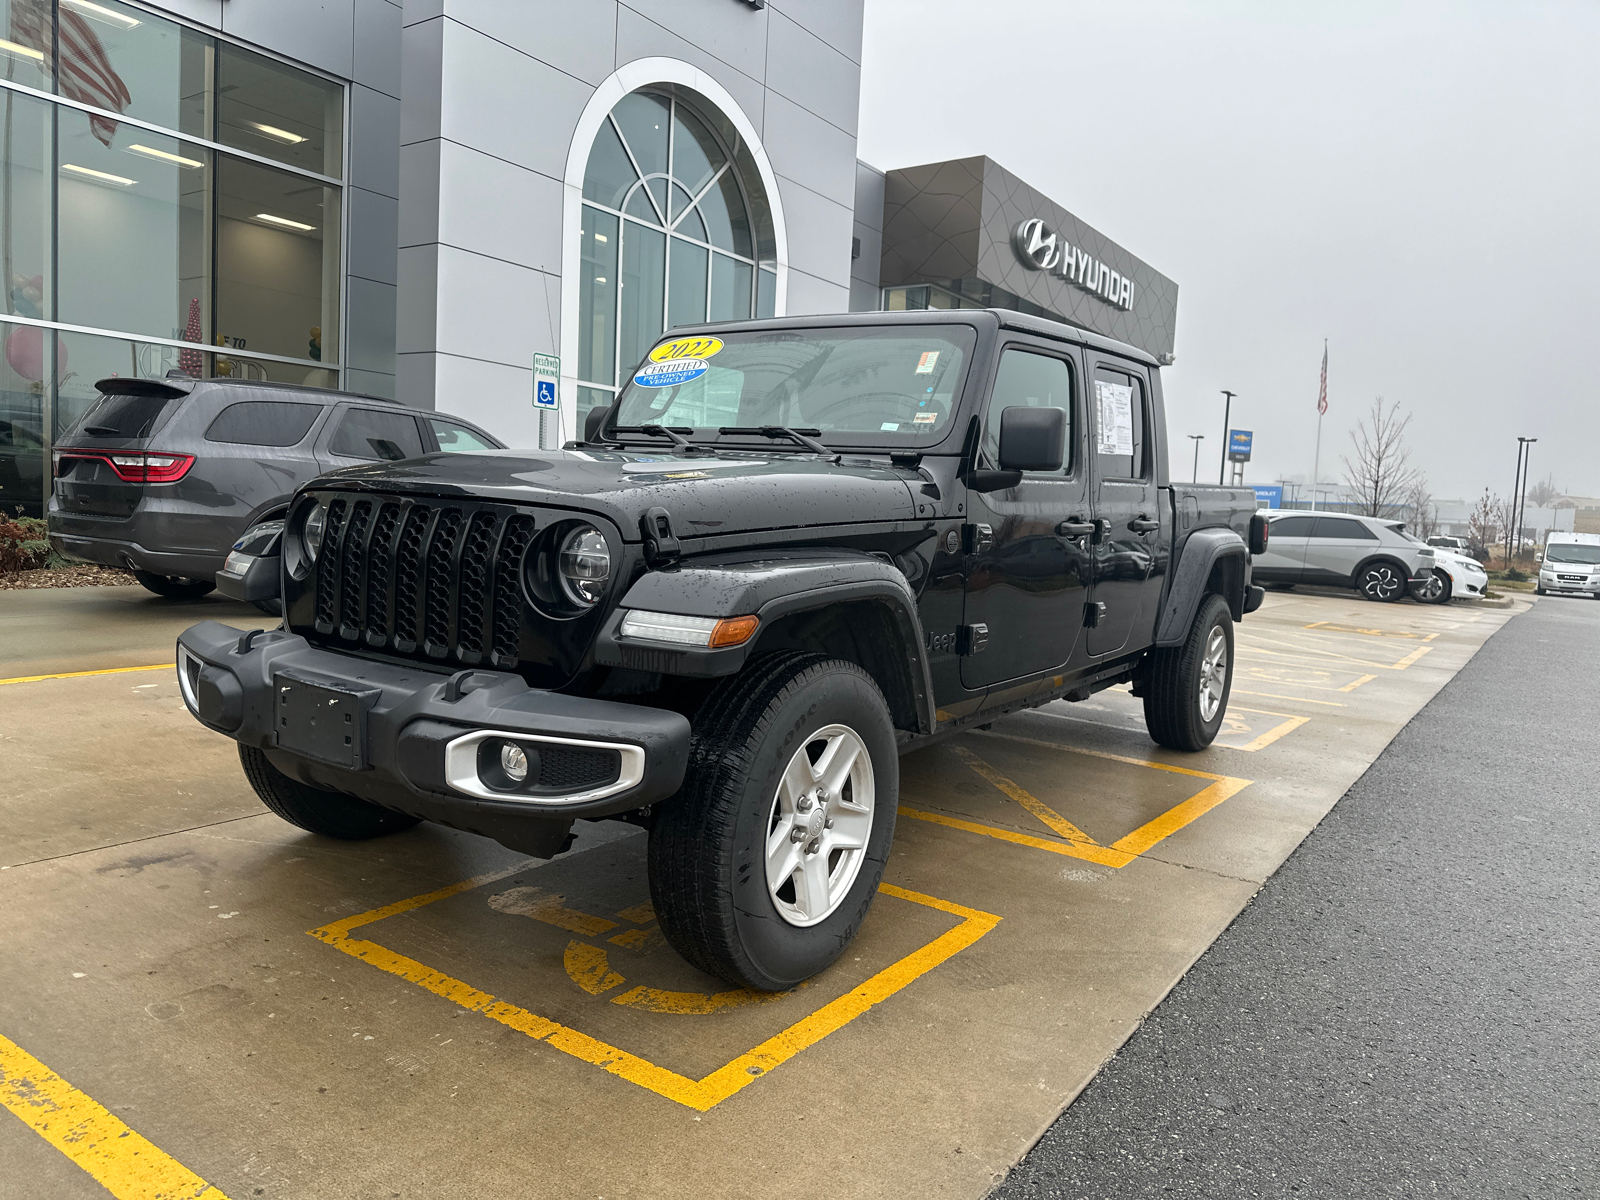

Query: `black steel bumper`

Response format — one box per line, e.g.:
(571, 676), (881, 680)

(176, 621), (691, 855)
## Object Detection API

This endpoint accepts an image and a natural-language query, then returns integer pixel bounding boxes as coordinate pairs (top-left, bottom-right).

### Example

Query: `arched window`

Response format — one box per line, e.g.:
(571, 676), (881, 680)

(575, 90), (775, 423)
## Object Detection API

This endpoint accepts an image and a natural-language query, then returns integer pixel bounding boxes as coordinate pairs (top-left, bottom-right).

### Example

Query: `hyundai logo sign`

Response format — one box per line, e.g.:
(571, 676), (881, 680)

(1012, 218), (1135, 311)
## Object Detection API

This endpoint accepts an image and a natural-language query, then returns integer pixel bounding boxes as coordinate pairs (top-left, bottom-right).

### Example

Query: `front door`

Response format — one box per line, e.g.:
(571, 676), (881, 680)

(1086, 361), (1162, 656)
(961, 346), (1092, 690)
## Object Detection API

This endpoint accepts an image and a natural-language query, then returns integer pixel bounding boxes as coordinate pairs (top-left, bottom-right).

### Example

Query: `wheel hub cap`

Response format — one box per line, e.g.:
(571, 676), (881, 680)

(764, 724), (875, 928)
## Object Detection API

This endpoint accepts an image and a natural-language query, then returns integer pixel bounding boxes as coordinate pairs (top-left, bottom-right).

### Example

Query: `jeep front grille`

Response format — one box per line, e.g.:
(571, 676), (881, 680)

(308, 495), (535, 669)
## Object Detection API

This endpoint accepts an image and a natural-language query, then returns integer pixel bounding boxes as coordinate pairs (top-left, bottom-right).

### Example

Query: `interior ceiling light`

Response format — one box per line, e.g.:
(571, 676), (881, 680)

(255, 212), (316, 231)
(62, 0), (141, 28)
(0, 37), (45, 60)
(248, 122), (306, 145)
(127, 144), (204, 168)
(62, 163), (136, 186)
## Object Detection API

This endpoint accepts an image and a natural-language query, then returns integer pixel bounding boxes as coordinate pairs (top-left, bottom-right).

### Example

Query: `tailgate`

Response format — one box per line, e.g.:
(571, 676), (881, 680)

(54, 390), (185, 517)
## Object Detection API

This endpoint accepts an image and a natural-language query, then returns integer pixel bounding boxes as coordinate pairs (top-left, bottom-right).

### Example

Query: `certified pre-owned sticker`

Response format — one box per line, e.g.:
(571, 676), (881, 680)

(634, 359), (709, 388)
(649, 336), (724, 363)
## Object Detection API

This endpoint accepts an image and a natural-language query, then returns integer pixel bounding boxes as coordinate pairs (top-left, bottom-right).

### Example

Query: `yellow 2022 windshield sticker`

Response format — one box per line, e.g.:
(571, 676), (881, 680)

(650, 336), (724, 363)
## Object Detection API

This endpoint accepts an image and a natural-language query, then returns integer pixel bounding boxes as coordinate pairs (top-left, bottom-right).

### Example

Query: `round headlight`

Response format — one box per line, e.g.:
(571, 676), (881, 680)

(557, 525), (610, 606)
(302, 501), (328, 563)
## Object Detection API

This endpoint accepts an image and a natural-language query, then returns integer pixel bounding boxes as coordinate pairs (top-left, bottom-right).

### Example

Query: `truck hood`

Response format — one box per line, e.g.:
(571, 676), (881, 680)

(311, 448), (921, 541)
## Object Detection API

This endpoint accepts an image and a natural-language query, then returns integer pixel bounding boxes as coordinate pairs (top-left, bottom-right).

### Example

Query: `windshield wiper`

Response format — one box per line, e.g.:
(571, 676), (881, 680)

(718, 425), (833, 456)
(611, 424), (716, 456)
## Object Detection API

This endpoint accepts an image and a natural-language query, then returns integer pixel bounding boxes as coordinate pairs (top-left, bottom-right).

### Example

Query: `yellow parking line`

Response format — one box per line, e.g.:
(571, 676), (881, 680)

(1302, 621), (1439, 640)
(1391, 644), (1433, 669)
(951, 744), (1100, 847)
(0, 1032), (231, 1199)
(1228, 709), (1311, 752)
(1338, 673), (1379, 692)
(1231, 689), (1346, 707)
(309, 875), (998, 1111)
(0, 663), (174, 687)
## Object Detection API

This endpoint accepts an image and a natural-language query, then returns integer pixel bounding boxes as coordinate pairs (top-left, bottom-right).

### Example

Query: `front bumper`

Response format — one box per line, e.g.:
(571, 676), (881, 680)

(1539, 576), (1600, 594)
(176, 621), (691, 854)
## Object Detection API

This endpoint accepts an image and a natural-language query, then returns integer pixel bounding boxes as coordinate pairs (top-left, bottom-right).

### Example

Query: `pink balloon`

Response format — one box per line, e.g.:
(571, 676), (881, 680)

(4, 324), (68, 382)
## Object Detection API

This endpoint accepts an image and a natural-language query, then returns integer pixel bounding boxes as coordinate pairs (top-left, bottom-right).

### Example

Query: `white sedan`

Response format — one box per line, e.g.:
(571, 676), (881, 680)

(1411, 548), (1489, 603)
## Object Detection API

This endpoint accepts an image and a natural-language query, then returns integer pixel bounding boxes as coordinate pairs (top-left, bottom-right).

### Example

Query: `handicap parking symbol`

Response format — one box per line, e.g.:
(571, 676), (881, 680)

(535, 379), (557, 408)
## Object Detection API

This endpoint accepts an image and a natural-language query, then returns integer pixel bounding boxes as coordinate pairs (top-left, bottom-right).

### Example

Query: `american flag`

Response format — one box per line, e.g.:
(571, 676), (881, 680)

(8, 1), (131, 147)
(178, 297), (203, 376)
(1316, 340), (1328, 416)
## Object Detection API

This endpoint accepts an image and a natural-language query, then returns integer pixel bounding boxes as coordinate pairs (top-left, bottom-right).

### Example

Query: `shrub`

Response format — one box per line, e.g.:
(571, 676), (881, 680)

(0, 514), (58, 574)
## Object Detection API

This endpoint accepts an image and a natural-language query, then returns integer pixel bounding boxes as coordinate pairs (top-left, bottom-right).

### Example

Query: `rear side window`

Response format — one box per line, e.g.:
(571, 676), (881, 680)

(329, 408), (424, 461)
(1270, 516), (1316, 537)
(428, 418), (499, 452)
(1093, 366), (1149, 480)
(78, 394), (174, 439)
(205, 401), (323, 447)
(1313, 517), (1378, 540)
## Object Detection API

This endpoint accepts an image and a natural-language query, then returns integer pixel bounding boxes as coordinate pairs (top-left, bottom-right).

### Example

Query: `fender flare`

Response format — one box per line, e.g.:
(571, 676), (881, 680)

(593, 547), (936, 733)
(1154, 528), (1249, 647)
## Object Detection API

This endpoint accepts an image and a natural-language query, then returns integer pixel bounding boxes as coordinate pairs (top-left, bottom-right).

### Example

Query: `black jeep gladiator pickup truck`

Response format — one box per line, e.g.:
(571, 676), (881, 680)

(178, 309), (1265, 991)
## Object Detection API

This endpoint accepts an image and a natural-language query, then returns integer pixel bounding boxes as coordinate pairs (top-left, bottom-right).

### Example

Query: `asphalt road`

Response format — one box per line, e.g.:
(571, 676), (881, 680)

(993, 595), (1600, 1199)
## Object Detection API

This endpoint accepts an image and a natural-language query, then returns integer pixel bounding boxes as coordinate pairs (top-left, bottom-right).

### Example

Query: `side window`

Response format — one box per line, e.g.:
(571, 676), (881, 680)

(1270, 516), (1316, 537)
(1092, 366), (1148, 480)
(205, 401), (322, 447)
(428, 419), (499, 453)
(329, 408), (424, 461)
(983, 348), (1074, 474)
(1313, 517), (1378, 540)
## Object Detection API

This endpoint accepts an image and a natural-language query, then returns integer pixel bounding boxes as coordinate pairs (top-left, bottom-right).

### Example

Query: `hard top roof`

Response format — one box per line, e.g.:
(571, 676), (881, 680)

(655, 307), (1161, 368)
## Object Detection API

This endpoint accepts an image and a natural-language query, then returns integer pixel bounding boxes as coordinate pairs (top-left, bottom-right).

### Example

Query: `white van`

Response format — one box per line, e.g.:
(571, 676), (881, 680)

(1537, 533), (1600, 597)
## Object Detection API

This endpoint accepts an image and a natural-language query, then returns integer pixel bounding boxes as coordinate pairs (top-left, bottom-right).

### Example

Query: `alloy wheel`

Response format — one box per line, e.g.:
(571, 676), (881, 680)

(1198, 625), (1229, 722)
(764, 723), (875, 928)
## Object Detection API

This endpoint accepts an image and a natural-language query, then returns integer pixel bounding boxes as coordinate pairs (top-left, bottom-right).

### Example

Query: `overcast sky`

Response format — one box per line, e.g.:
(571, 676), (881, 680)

(857, 0), (1600, 503)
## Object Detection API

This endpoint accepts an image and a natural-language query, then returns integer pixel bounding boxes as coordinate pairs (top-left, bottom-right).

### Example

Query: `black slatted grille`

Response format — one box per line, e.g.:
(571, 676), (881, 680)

(306, 495), (539, 669)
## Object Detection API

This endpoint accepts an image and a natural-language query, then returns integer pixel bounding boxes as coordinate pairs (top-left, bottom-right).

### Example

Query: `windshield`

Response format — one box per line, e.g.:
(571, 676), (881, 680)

(610, 325), (977, 448)
(1544, 543), (1600, 565)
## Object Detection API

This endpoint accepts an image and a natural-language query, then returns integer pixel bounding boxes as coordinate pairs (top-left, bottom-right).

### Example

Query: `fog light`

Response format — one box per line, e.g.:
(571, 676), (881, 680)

(500, 742), (529, 783)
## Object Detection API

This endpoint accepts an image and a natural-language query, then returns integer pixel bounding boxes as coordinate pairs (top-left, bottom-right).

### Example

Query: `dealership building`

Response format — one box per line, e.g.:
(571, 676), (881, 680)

(0, 0), (1177, 517)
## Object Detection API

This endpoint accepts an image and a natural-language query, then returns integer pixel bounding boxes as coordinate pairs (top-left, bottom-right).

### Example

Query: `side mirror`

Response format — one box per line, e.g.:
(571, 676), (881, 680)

(997, 405), (1066, 473)
(1249, 512), (1270, 555)
(583, 404), (613, 443)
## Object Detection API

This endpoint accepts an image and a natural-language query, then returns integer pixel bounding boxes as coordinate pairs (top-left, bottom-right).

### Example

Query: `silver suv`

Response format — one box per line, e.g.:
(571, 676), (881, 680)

(1252, 510), (1435, 602)
(49, 373), (502, 602)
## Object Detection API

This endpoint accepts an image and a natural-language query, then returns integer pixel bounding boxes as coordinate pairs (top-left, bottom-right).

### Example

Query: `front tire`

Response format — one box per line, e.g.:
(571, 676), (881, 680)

(239, 745), (420, 839)
(132, 570), (215, 600)
(1143, 593), (1234, 752)
(648, 653), (898, 991)
(1356, 562), (1406, 602)
(1412, 569), (1452, 604)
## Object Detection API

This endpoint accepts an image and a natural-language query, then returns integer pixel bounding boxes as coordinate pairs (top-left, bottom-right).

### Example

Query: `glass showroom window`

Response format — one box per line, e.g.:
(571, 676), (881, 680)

(576, 90), (776, 424)
(0, 0), (345, 516)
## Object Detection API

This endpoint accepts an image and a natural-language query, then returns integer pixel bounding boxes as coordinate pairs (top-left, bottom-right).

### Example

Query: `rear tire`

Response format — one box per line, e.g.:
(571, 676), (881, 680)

(647, 652), (898, 991)
(132, 570), (215, 600)
(1143, 594), (1233, 752)
(239, 744), (420, 839)
(1356, 562), (1406, 602)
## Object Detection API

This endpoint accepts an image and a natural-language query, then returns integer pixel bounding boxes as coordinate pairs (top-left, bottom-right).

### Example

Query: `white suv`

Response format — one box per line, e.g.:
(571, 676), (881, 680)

(1254, 510), (1437, 602)
(1537, 534), (1600, 598)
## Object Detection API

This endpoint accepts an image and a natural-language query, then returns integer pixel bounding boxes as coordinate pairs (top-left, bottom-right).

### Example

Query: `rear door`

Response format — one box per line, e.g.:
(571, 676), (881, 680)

(53, 389), (185, 519)
(1304, 515), (1379, 584)
(317, 405), (427, 470)
(960, 344), (1092, 689)
(1252, 514), (1314, 583)
(1085, 359), (1162, 656)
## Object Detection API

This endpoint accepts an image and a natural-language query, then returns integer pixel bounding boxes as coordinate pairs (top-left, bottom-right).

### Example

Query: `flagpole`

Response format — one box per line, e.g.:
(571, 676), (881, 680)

(1311, 410), (1322, 511)
(1311, 338), (1327, 511)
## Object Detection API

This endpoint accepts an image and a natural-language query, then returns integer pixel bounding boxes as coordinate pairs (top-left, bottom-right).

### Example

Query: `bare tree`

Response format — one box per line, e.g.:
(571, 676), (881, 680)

(1342, 397), (1420, 518)
(1405, 475), (1439, 540)
(1526, 474), (1560, 509)
(1466, 489), (1499, 560)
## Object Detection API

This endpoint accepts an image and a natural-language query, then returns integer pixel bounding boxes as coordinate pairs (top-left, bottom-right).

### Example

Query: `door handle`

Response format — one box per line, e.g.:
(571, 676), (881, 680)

(1129, 514), (1160, 533)
(1056, 517), (1095, 538)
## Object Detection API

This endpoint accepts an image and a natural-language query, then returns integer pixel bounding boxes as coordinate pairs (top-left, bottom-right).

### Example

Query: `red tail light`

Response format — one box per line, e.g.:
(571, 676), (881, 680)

(54, 450), (195, 483)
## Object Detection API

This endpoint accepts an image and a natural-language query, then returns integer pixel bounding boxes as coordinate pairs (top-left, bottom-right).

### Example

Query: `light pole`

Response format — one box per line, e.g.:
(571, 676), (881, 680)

(1218, 390), (1235, 485)
(1515, 437), (1537, 559)
(1188, 434), (1204, 483)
